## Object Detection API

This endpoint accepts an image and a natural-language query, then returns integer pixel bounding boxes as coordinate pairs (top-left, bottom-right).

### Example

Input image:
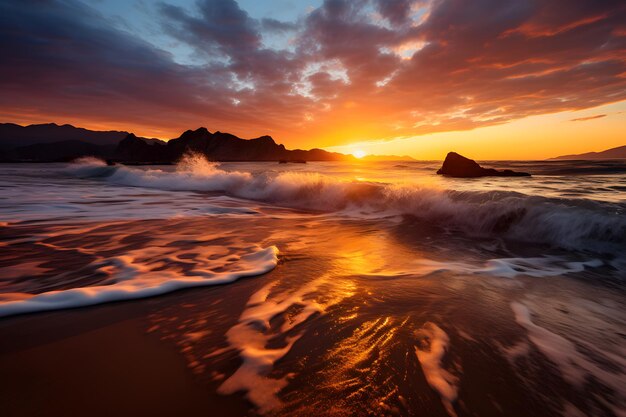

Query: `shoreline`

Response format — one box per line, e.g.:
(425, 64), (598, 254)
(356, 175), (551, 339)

(0, 277), (268, 417)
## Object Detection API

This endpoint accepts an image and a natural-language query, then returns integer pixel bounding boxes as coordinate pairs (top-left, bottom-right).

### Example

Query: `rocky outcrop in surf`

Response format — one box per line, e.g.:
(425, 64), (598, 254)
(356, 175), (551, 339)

(437, 152), (531, 177)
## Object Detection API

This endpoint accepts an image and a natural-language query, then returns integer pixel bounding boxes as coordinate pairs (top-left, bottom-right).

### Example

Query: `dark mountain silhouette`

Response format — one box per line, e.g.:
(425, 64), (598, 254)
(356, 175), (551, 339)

(0, 122), (411, 163)
(6, 140), (117, 162)
(0, 123), (162, 161)
(0, 123), (160, 148)
(113, 128), (352, 163)
(550, 145), (626, 160)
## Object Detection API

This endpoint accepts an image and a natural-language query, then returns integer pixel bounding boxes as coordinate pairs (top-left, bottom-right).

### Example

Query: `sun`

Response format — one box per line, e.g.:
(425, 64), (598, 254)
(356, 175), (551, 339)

(353, 150), (367, 158)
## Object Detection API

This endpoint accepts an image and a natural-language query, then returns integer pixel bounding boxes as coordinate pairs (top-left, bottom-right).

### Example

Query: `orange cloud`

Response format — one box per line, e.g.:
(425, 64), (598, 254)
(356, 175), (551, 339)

(569, 114), (607, 122)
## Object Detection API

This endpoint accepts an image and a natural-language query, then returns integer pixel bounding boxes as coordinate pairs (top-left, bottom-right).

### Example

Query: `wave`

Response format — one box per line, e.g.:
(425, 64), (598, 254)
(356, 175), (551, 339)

(66, 156), (626, 254)
(511, 301), (626, 417)
(217, 275), (350, 412)
(469, 160), (626, 176)
(0, 241), (278, 318)
(530, 161), (626, 176)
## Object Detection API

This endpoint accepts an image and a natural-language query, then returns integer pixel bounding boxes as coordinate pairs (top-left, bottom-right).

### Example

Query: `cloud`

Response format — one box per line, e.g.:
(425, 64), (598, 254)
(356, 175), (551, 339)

(0, 0), (311, 137)
(570, 114), (607, 122)
(158, 0), (261, 55)
(0, 0), (624, 146)
(374, 0), (413, 25)
(261, 18), (298, 33)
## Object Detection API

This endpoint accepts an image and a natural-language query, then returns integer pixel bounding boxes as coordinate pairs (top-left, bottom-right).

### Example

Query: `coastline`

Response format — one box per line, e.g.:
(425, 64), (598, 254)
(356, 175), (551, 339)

(0, 277), (264, 417)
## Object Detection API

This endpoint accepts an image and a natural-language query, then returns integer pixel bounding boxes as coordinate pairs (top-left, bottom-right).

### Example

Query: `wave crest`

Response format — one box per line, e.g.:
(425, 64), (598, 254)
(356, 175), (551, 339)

(67, 155), (626, 253)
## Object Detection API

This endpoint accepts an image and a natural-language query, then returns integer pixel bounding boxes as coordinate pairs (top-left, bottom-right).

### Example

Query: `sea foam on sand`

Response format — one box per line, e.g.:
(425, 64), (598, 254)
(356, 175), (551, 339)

(511, 302), (626, 415)
(0, 245), (278, 318)
(217, 275), (352, 413)
(415, 322), (459, 417)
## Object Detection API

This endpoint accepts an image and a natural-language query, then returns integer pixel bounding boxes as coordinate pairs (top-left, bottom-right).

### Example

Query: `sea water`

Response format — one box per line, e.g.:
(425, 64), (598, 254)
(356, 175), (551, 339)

(0, 156), (624, 416)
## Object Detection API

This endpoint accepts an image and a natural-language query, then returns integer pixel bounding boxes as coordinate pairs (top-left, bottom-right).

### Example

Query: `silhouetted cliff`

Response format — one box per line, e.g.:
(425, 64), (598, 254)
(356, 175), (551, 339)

(113, 128), (351, 163)
(0, 123), (365, 163)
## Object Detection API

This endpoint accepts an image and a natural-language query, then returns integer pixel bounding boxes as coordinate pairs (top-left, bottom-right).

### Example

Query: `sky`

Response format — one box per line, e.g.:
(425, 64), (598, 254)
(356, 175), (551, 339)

(0, 0), (624, 159)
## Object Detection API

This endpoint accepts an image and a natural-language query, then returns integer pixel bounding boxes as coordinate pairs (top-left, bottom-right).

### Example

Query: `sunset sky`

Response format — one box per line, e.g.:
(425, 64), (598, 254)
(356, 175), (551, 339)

(1, 0), (625, 159)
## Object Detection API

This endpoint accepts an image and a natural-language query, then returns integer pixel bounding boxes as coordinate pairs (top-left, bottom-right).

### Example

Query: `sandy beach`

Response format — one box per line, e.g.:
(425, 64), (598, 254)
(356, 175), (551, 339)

(1, 197), (624, 416)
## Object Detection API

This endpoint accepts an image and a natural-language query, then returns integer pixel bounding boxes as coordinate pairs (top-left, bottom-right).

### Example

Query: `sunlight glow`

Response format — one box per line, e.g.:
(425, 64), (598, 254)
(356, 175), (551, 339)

(353, 150), (367, 158)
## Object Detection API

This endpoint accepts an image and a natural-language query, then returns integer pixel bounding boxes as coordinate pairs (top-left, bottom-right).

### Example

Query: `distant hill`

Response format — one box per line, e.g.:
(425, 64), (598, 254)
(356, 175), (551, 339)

(7, 140), (117, 162)
(0, 122), (162, 148)
(550, 145), (626, 160)
(114, 128), (353, 163)
(0, 123), (162, 161)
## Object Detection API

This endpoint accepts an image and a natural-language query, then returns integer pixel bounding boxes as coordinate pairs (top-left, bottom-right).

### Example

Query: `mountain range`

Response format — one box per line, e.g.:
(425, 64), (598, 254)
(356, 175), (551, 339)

(0, 123), (357, 163)
(0, 123), (165, 162)
(115, 128), (350, 163)
(550, 145), (626, 160)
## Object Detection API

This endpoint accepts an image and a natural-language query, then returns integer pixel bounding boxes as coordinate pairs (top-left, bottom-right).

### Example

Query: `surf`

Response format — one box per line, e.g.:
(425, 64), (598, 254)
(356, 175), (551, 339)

(66, 156), (626, 256)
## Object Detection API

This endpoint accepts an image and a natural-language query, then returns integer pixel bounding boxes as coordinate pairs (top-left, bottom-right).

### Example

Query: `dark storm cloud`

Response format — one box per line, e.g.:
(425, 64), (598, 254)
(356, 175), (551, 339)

(158, 0), (261, 54)
(158, 0), (305, 86)
(261, 18), (298, 33)
(374, 0), (413, 25)
(0, 0), (625, 145)
(299, 0), (415, 85)
(0, 0), (232, 126)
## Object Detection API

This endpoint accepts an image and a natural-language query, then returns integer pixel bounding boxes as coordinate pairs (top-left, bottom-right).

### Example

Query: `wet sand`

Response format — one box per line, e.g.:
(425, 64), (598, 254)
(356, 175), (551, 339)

(0, 281), (260, 417)
(1, 215), (624, 417)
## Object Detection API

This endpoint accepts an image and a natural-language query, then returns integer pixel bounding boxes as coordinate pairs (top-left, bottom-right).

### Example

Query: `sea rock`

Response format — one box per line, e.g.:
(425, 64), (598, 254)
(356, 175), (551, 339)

(437, 152), (530, 177)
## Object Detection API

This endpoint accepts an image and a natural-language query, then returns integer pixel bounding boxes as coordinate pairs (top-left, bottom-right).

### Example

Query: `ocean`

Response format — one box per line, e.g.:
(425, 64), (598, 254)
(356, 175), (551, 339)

(0, 156), (625, 417)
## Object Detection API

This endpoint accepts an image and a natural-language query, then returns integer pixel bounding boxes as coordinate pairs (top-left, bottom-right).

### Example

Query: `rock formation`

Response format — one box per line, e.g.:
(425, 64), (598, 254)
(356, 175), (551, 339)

(437, 152), (530, 177)
(113, 127), (351, 163)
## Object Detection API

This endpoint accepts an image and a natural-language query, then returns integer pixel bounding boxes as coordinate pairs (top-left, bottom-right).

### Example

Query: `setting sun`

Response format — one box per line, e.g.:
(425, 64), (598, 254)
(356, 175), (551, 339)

(353, 150), (367, 159)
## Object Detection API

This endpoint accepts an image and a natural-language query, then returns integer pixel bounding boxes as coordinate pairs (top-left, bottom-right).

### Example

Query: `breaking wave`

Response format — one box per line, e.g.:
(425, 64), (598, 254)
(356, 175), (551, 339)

(0, 233), (278, 318)
(67, 156), (626, 254)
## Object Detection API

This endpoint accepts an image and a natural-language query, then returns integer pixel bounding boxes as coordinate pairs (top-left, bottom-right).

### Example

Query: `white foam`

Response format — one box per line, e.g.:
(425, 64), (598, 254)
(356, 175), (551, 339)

(0, 165), (262, 225)
(0, 246), (278, 318)
(511, 302), (626, 399)
(65, 155), (626, 255)
(476, 257), (603, 279)
(415, 322), (459, 417)
(405, 256), (603, 279)
(218, 275), (351, 413)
